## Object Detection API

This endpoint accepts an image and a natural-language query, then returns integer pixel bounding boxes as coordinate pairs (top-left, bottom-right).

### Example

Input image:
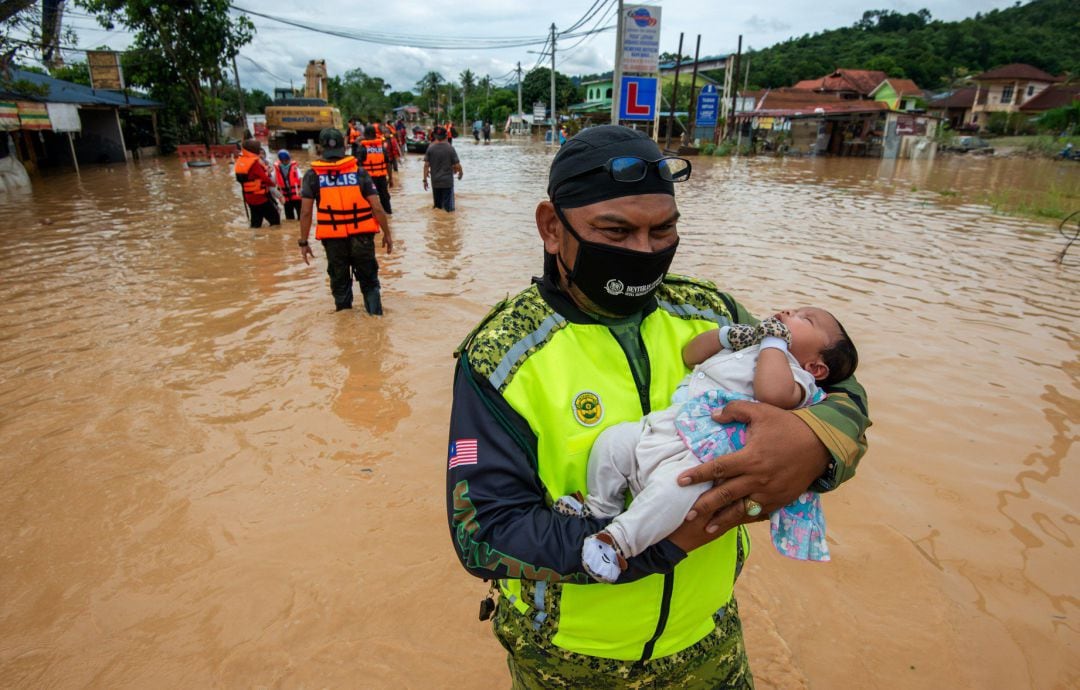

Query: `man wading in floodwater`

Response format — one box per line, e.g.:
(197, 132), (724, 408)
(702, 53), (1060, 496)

(298, 128), (392, 314)
(445, 125), (870, 687)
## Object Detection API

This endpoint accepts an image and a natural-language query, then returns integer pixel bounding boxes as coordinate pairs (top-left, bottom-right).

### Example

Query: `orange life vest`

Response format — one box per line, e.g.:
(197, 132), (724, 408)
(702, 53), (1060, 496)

(234, 149), (270, 205)
(347, 124), (360, 145)
(310, 156), (379, 240)
(274, 160), (302, 201)
(359, 138), (388, 177)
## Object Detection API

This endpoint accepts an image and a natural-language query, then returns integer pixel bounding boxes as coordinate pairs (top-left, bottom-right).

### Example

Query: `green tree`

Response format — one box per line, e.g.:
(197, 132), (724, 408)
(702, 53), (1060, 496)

(330, 68), (391, 121)
(244, 88), (271, 113)
(459, 68), (475, 94)
(49, 61), (91, 85)
(743, 0), (1080, 91)
(388, 90), (414, 108)
(522, 67), (578, 112)
(2, 0), (41, 72)
(77, 0), (254, 145)
(415, 70), (445, 118)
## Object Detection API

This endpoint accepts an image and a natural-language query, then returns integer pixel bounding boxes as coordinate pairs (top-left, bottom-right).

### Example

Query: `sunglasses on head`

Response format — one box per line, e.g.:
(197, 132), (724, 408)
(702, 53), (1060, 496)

(605, 156), (692, 183)
(554, 156), (692, 196)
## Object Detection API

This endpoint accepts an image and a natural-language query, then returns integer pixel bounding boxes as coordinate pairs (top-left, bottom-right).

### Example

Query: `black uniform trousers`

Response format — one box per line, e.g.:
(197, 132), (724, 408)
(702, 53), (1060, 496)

(248, 201), (280, 228)
(322, 234), (380, 311)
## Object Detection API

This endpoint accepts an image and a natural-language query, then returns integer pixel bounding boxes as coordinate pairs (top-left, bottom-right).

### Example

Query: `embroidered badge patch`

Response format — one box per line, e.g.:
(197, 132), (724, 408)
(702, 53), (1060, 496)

(572, 391), (604, 427)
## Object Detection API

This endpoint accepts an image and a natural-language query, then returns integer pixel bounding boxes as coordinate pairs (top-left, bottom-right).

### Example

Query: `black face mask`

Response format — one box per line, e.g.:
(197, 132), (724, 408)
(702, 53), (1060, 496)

(553, 205), (678, 316)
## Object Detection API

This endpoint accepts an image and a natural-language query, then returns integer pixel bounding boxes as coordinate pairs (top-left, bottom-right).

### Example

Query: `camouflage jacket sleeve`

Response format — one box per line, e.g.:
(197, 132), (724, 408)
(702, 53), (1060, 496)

(446, 357), (687, 584)
(727, 296), (871, 490)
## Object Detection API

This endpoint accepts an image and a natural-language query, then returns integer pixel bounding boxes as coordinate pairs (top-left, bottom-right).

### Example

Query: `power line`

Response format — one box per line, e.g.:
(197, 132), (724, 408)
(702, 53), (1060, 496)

(558, 3), (618, 63)
(238, 54), (290, 84)
(233, 5), (551, 49)
(231, 5), (615, 51)
(561, 0), (610, 34)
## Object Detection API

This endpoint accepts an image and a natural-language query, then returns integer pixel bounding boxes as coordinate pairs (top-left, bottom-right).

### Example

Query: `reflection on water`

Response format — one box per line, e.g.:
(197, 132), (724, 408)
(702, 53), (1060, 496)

(0, 142), (1077, 688)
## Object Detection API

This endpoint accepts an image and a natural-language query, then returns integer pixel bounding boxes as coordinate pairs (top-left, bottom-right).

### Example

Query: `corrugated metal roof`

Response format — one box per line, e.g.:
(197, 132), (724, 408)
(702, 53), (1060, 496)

(928, 87), (977, 109)
(1, 68), (160, 108)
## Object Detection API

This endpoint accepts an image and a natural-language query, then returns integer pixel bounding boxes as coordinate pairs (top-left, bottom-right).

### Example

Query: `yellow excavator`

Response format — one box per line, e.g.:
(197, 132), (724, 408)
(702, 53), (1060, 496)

(265, 60), (343, 148)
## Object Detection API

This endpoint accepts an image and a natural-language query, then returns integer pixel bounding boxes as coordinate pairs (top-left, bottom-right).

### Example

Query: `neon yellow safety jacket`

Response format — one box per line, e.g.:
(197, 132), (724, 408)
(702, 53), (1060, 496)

(447, 272), (870, 661)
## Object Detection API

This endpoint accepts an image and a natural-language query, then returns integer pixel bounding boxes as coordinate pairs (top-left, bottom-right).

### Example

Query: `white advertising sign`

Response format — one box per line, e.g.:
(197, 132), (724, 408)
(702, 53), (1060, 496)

(621, 5), (662, 74)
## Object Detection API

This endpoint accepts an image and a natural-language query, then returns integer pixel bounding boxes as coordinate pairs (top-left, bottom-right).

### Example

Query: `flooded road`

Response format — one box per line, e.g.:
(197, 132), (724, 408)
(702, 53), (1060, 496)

(0, 142), (1077, 688)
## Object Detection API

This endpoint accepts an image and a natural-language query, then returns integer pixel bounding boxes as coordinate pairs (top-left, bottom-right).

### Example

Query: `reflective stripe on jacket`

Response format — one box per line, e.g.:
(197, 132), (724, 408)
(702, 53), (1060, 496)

(310, 156), (379, 239)
(359, 138), (387, 177)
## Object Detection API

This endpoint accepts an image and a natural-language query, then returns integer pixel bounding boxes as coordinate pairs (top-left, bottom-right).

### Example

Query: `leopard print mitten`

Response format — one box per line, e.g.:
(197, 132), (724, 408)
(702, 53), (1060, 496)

(724, 323), (758, 351)
(754, 317), (791, 346)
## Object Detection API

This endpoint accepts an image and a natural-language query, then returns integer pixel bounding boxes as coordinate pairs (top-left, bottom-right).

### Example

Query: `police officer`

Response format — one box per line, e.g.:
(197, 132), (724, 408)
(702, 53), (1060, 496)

(298, 127), (393, 314)
(357, 124), (392, 215)
(446, 126), (870, 687)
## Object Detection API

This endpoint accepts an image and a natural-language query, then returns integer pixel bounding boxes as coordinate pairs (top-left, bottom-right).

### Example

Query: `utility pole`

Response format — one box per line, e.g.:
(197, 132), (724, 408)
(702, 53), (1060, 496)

(664, 33), (685, 152)
(550, 23), (557, 146)
(462, 80), (467, 133)
(516, 61), (523, 118)
(686, 34), (702, 143)
(727, 35), (742, 140)
(610, 0), (625, 124)
(231, 55), (247, 135)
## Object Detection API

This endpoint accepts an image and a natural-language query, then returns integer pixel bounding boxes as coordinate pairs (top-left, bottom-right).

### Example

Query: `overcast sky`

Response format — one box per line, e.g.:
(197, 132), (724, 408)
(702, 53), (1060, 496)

(60, 0), (1020, 95)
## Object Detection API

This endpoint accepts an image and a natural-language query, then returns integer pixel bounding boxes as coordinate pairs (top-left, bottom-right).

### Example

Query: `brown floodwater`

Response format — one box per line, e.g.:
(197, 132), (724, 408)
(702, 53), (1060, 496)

(1, 142), (1077, 689)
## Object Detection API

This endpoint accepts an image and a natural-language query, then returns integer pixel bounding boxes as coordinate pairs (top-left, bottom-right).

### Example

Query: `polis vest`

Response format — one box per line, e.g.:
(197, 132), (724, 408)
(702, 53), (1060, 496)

(471, 279), (745, 661)
(359, 139), (387, 177)
(310, 156), (379, 240)
(274, 161), (302, 201)
(234, 149), (269, 205)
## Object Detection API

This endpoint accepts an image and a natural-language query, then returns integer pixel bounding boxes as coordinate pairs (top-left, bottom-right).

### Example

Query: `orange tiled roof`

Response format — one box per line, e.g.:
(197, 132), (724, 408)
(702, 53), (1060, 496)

(792, 69), (889, 96)
(883, 78), (923, 97)
(747, 88), (890, 116)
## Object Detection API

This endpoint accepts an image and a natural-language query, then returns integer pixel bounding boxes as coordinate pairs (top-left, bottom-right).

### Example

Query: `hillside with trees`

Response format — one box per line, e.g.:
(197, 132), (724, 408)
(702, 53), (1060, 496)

(746, 0), (1080, 90)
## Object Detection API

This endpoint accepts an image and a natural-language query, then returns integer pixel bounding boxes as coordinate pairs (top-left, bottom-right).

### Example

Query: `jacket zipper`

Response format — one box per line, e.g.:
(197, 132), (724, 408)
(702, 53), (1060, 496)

(610, 324), (675, 661)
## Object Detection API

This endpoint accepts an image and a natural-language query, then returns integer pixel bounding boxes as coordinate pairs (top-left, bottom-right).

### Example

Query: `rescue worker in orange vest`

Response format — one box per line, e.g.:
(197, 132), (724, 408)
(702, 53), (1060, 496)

(384, 120), (401, 176)
(273, 149), (303, 220)
(357, 124), (392, 214)
(234, 139), (280, 228)
(298, 128), (392, 314)
(347, 119), (362, 157)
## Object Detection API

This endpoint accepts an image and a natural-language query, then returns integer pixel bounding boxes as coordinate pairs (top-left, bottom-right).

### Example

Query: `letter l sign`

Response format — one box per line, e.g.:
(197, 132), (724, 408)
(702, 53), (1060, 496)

(625, 83), (650, 116)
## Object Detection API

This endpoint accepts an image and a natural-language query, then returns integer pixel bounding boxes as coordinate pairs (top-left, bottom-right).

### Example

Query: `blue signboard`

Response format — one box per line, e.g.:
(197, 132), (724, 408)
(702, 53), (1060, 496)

(619, 76), (657, 121)
(696, 83), (720, 126)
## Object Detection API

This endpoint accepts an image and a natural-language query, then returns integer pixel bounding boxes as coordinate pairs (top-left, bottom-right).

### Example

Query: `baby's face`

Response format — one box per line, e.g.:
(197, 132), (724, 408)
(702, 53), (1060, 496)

(773, 307), (841, 369)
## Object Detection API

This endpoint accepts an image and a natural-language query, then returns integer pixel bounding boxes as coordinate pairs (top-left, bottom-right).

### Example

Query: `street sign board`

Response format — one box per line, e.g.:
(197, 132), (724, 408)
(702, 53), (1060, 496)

(87, 50), (124, 91)
(532, 103), (547, 121)
(621, 5), (662, 74)
(619, 76), (657, 121)
(696, 83), (720, 127)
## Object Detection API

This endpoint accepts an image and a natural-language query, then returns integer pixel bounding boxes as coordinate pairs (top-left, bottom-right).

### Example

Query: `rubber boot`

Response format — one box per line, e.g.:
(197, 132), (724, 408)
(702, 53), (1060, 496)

(363, 288), (383, 316)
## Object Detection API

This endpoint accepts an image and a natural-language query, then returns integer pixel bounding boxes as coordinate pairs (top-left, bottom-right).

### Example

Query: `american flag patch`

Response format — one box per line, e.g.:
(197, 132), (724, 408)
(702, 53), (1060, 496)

(448, 438), (478, 469)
